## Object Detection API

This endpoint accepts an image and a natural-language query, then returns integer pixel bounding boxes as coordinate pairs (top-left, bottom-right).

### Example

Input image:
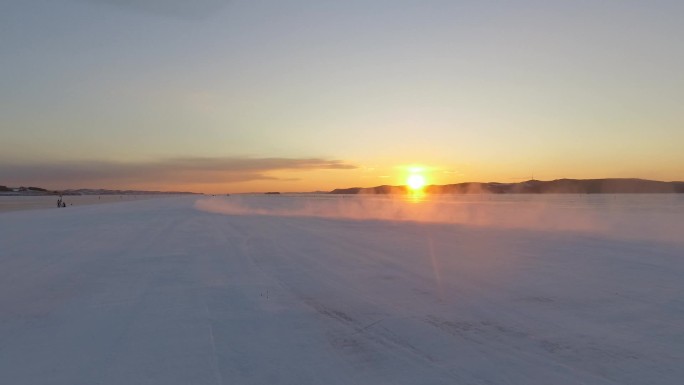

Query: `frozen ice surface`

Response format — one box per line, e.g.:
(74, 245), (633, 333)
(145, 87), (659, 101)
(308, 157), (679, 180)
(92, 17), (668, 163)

(0, 194), (165, 213)
(1, 195), (682, 384)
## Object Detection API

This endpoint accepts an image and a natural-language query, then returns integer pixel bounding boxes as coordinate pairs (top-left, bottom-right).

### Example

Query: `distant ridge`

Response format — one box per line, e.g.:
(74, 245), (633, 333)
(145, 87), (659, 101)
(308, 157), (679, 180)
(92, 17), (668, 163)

(0, 186), (198, 196)
(330, 178), (684, 194)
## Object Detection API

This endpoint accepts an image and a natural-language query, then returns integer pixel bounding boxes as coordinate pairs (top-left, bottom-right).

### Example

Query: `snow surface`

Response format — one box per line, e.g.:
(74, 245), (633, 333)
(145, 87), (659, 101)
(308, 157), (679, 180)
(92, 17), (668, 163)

(0, 195), (165, 213)
(1, 195), (683, 384)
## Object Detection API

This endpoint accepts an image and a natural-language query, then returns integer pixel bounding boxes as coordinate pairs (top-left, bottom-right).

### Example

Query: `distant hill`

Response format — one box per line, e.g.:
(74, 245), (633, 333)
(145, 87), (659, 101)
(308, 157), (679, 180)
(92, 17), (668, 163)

(330, 179), (684, 194)
(62, 188), (198, 196)
(0, 186), (198, 196)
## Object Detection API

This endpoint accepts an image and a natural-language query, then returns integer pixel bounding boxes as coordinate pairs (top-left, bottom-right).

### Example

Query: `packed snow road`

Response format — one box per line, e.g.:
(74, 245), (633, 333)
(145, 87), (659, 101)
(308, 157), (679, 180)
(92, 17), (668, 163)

(1, 195), (682, 384)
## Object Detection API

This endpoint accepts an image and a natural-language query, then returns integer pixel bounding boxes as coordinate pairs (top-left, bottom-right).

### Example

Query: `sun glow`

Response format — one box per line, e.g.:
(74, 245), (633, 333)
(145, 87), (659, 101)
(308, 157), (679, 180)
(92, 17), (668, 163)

(407, 174), (426, 191)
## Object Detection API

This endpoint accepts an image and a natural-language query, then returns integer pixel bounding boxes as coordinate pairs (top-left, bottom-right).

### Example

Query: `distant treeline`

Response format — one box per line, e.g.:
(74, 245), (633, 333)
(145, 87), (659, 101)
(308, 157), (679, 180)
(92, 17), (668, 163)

(330, 179), (684, 194)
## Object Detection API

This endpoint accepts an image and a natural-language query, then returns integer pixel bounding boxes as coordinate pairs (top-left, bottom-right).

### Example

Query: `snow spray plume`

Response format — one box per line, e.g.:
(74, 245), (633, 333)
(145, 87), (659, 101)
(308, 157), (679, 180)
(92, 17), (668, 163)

(194, 194), (684, 245)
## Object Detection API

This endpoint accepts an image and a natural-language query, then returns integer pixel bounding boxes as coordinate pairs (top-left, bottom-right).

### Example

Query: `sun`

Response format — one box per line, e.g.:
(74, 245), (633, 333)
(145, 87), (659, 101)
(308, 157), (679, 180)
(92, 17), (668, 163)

(407, 174), (426, 191)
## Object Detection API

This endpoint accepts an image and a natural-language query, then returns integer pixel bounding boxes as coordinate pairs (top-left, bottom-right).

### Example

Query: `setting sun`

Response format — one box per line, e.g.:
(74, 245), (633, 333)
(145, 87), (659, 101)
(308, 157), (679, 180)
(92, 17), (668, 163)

(407, 174), (426, 191)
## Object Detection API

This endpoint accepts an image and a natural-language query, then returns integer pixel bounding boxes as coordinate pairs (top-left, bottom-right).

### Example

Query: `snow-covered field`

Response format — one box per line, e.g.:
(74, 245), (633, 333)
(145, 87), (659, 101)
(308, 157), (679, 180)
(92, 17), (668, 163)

(0, 194), (170, 213)
(1, 195), (682, 384)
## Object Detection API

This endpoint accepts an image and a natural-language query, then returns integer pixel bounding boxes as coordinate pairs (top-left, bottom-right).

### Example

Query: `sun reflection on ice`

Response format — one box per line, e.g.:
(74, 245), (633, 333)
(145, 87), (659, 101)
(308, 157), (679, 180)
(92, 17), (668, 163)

(407, 189), (427, 203)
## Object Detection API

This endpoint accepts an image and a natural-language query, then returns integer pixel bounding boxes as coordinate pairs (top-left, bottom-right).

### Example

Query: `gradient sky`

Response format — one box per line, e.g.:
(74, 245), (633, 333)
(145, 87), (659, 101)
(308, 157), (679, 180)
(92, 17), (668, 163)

(2, 0), (683, 193)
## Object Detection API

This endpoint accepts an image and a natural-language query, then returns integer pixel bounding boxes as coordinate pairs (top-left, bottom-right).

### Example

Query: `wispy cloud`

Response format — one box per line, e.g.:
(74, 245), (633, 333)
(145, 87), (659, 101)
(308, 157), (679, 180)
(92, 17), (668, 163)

(0, 157), (357, 188)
